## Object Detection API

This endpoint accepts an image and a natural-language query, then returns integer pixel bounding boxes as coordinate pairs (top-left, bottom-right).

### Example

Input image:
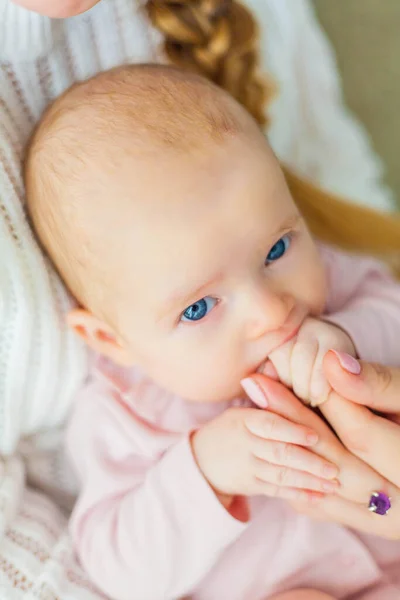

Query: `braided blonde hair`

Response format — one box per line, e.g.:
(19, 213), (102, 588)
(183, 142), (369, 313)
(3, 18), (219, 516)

(146, 0), (400, 270)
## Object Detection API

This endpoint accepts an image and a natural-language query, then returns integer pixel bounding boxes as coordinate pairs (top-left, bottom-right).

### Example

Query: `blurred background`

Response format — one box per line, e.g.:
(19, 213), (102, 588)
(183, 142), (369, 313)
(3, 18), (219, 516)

(313, 0), (400, 207)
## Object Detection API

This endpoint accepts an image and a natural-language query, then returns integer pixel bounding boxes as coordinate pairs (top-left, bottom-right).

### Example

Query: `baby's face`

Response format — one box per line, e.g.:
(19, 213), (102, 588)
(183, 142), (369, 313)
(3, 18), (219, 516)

(86, 134), (326, 403)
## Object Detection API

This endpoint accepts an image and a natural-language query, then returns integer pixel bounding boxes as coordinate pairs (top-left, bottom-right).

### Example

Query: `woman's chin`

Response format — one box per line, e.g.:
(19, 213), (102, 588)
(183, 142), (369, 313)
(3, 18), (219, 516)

(11, 0), (101, 18)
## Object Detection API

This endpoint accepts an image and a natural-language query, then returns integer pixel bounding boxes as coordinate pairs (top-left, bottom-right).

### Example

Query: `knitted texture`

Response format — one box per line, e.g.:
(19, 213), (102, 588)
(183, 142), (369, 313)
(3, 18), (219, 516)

(0, 0), (161, 456)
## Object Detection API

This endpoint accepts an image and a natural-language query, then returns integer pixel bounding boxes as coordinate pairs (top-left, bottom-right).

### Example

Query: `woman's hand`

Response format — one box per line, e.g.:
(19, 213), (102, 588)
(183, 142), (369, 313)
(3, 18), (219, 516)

(11, 0), (101, 18)
(192, 405), (338, 507)
(295, 350), (400, 538)
(242, 372), (400, 539)
(322, 350), (400, 481)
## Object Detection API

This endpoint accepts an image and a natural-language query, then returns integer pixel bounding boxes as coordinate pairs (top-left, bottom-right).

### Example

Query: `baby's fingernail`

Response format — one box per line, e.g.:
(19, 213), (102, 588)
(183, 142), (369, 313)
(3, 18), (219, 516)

(240, 378), (268, 408)
(331, 351), (361, 375)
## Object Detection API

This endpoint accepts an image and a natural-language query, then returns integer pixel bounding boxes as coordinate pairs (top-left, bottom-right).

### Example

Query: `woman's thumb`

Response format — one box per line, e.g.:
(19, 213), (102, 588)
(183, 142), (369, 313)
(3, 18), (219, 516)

(323, 350), (400, 414)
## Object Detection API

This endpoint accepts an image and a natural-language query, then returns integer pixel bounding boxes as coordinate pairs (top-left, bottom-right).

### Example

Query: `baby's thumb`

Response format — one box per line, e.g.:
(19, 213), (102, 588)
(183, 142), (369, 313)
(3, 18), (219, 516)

(323, 350), (400, 414)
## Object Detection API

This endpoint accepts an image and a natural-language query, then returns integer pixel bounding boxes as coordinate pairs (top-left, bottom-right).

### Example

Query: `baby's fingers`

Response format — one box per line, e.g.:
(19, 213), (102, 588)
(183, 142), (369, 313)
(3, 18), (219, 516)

(251, 438), (338, 480)
(244, 411), (318, 446)
(309, 350), (331, 406)
(253, 459), (339, 494)
(290, 338), (318, 403)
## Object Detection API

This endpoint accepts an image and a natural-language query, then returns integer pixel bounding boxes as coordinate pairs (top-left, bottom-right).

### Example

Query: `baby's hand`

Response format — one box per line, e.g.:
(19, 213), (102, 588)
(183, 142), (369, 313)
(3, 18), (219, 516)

(267, 317), (356, 407)
(191, 406), (338, 508)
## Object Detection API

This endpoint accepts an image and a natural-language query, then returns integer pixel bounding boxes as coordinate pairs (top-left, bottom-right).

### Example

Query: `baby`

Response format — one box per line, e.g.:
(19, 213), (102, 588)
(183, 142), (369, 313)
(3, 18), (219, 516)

(25, 65), (400, 600)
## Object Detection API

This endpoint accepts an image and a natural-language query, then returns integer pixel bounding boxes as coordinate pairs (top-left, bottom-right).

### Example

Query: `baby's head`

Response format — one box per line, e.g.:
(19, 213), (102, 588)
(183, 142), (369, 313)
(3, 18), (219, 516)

(25, 65), (326, 403)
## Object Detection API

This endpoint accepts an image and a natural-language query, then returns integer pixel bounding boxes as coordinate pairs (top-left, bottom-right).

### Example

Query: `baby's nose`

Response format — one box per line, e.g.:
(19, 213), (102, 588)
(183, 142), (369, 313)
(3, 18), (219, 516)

(246, 290), (294, 339)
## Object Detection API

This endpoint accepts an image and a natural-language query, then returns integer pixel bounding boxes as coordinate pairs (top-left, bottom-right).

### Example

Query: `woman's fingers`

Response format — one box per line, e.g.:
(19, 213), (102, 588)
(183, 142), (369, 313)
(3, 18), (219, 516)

(324, 350), (400, 414)
(258, 483), (324, 505)
(243, 375), (398, 505)
(253, 458), (339, 494)
(243, 407), (319, 446)
(250, 437), (338, 480)
(320, 388), (400, 489)
(292, 495), (399, 541)
(243, 374), (345, 466)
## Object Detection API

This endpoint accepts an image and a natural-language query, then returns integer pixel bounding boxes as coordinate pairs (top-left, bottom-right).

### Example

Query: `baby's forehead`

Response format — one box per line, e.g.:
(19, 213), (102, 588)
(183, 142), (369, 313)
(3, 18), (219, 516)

(37, 64), (252, 157)
(24, 65), (270, 313)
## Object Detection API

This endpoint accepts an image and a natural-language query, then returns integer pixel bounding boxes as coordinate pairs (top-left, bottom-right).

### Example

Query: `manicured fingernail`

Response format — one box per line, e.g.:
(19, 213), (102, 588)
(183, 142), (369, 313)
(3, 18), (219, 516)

(306, 432), (319, 446)
(322, 463), (339, 479)
(240, 378), (268, 408)
(331, 350), (361, 375)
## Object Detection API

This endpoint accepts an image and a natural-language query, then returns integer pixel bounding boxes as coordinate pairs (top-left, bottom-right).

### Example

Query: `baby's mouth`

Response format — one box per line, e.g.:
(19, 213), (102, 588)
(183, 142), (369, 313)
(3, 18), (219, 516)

(256, 360), (267, 374)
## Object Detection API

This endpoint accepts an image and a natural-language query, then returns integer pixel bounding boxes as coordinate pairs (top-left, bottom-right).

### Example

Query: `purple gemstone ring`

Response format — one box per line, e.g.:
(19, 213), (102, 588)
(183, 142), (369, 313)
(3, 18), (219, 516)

(368, 491), (391, 516)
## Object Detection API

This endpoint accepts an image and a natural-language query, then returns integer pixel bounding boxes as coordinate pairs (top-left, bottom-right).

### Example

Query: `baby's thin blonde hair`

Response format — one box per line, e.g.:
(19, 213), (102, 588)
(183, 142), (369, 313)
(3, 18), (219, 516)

(24, 64), (259, 313)
(146, 0), (400, 271)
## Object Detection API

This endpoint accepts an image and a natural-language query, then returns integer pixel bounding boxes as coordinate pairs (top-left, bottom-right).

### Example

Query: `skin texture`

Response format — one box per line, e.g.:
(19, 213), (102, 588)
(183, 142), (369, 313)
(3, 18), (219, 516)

(265, 316), (355, 406)
(270, 592), (334, 600)
(11, 0), (101, 18)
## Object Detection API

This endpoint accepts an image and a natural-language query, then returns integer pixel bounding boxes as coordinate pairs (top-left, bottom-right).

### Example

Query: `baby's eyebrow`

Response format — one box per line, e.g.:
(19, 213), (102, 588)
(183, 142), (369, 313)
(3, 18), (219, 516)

(272, 214), (302, 239)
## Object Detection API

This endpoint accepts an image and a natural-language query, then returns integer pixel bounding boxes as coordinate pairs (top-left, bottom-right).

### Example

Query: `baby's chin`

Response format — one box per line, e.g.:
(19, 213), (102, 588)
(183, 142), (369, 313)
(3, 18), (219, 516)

(171, 379), (245, 405)
(145, 364), (249, 404)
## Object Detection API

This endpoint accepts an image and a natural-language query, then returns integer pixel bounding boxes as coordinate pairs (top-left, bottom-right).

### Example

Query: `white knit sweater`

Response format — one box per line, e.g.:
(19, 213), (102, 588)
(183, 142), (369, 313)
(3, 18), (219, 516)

(0, 0), (393, 457)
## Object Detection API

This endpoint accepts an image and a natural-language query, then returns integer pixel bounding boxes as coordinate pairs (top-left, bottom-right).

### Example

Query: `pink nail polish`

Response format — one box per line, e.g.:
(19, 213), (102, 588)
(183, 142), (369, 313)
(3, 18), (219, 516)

(240, 378), (268, 408)
(331, 350), (361, 375)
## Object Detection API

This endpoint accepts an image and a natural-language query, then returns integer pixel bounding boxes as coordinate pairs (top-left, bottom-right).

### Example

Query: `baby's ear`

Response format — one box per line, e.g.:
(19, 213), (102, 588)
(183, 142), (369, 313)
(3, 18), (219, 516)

(67, 309), (134, 366)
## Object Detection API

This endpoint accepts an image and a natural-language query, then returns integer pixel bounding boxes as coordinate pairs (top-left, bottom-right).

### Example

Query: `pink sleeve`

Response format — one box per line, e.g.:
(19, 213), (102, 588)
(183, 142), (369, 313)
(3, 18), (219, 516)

(66, 382), (247, 600)
(321, 245), (400, 365)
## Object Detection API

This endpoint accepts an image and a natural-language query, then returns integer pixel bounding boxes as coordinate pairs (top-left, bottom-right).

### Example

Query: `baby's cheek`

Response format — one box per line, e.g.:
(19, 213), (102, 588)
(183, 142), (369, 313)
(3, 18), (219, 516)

(304, 256), (327, 314)
(179, 354), (241, 403)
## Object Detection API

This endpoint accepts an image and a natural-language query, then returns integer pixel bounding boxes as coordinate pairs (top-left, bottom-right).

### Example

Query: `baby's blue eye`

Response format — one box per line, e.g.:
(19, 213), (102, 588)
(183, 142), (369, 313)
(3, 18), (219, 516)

(181, 297), (217, 322)
(266, 234), (291, 264)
